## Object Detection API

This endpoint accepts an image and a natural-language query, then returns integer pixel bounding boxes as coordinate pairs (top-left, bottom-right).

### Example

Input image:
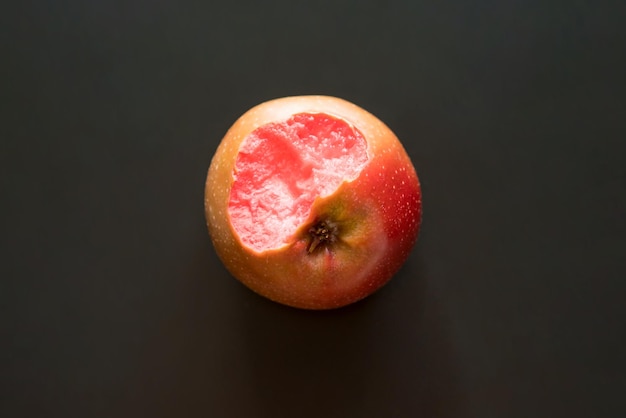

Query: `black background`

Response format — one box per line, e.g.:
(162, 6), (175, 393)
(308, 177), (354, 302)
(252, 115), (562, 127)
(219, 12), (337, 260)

(2, 1), (625, 417)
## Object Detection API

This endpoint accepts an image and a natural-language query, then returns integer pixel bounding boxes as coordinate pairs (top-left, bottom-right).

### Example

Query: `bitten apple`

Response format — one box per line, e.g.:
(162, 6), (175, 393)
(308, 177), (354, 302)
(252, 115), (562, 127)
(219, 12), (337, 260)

(205, 96), (421, 309)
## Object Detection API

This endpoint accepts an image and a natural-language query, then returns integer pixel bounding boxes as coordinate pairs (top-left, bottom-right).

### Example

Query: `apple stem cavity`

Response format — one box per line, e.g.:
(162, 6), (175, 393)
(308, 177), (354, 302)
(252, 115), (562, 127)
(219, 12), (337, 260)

(307, 220), (338, 254)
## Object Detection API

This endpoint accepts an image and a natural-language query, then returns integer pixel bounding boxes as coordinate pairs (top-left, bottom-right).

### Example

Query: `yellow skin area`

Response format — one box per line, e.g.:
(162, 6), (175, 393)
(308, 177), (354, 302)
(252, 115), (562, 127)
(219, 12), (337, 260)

(205, 96), (421, 309)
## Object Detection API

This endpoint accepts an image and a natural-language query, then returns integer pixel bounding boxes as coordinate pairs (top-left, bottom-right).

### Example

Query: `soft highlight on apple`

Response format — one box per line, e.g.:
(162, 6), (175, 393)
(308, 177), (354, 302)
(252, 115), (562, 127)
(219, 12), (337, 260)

(205, 96), (422, 309)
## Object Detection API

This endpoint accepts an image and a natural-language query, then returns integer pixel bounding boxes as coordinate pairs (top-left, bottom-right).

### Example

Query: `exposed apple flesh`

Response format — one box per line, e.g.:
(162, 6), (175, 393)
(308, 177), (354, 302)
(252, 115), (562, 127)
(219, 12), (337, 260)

(229, 113), (368, 252)
(205, 96), (421, 309)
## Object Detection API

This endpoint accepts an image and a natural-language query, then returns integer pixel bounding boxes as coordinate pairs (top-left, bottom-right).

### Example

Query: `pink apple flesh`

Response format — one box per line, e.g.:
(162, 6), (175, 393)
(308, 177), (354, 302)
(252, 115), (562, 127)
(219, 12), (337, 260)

(229, 113), (368, 252)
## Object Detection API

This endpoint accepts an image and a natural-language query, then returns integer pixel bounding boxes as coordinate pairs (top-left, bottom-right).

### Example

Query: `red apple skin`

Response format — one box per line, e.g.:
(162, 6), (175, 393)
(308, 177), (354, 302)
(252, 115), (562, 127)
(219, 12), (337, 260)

(205, 96), (422, 309)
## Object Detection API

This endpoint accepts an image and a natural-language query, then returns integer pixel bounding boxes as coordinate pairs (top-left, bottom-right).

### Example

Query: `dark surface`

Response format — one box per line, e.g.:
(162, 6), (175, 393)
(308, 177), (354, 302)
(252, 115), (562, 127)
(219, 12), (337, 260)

(2, 1), (626, 417)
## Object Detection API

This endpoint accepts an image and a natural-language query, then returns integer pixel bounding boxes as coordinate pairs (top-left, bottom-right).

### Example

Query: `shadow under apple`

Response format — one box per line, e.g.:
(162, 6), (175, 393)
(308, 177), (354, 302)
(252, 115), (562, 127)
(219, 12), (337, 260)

(240, 247), (468, 418)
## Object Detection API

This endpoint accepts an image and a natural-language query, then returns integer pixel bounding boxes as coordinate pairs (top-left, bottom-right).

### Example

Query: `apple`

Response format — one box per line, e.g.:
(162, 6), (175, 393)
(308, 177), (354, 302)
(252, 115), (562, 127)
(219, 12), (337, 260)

(204, 96), (421, 309)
